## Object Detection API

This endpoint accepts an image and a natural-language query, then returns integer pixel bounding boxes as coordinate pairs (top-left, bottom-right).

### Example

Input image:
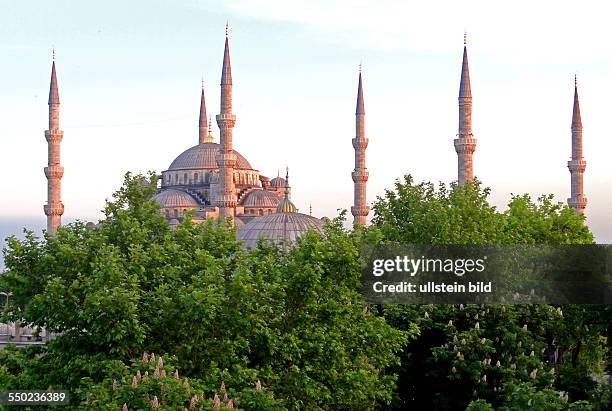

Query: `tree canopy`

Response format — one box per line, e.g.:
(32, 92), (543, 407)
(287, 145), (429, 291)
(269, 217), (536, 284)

(0, 173), (609, 410)
(0, 173), (409, 410)
(371, 176), (609, 410)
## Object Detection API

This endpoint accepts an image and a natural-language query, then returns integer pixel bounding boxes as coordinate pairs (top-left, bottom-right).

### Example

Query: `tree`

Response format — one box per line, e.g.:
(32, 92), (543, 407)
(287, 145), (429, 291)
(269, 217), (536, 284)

(370, 176), (607, 410)
(0, 173), (409, 410)
(80, 352), (282, 410)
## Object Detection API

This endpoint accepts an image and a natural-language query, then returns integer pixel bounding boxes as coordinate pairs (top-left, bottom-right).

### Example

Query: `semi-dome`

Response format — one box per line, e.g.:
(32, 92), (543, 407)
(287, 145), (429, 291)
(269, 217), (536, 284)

(153, 189), (200, 208)
(236, 212), (324, 248)
(241, 189), (280, 208)
(168, 143), (253, 171)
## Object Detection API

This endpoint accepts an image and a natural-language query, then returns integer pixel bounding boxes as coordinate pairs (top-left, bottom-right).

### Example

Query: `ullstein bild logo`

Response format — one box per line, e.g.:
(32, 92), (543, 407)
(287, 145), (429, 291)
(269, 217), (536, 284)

(361, 245), (612, 304)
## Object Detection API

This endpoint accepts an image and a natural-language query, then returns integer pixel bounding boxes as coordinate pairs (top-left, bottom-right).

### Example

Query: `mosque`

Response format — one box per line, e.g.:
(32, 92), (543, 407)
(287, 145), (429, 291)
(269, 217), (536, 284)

(1, 30), (590, 346)
(41, 31), (587, 246)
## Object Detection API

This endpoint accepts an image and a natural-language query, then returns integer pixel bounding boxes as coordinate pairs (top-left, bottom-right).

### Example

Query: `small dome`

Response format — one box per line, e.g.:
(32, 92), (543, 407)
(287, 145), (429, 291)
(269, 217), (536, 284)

(168, 143), (253, 171)
(241, 189), (280, 208)
(269, 176), (286, 188)
(276, 197), (297, 213)
(236, 212), (324, 248)
(153, 189), (200, 208)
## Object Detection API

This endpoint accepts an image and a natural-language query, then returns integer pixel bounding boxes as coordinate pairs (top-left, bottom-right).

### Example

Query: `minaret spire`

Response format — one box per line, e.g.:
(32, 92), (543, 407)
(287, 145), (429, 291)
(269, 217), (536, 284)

(44, 54), (65, 234)
(215, 26), (238, 224)
(454, 33), (477, 185)
(198, 80), (208, 144)
(351, 68), (369, 226)
(567, 75), (587, 215)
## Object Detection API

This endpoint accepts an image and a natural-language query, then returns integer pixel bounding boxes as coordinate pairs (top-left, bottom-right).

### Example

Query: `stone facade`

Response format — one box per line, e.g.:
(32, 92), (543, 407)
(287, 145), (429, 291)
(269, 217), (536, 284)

(567, 78), (587, 215)
(351, 71), (369, 226)
(43, 59), (64, 235)
(215, 34), (239, 224)
(454, 38), (477, 186)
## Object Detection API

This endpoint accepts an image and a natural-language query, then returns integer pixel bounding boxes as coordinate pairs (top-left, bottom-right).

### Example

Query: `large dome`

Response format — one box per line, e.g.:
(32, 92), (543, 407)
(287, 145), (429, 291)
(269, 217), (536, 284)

(236, 212), (324, 248)
(153, 189), (200, 208)
(168, 143), (253, 171)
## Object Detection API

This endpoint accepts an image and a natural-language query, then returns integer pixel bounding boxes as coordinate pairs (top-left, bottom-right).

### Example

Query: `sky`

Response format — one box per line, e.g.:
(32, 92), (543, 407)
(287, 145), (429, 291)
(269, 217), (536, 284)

(1, 0), (611, 249)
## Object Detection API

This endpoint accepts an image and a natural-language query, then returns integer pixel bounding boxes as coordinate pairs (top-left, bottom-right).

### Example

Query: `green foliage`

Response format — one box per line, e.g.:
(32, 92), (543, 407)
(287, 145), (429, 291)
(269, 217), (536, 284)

(371, 176), (607, 410)
(0, 173), (407, 410)
(371, 176), (593, 245)
(465, 399), (494, 411)
(498, 382), (593, 411)
(80, 353), (281, 410)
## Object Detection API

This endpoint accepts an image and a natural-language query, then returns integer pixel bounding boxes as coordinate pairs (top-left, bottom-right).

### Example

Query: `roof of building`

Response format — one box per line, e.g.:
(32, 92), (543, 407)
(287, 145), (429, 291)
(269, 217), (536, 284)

(269, 176), (286, 188)
(153, 189), (200, 208)
(276, 196), (297, 213)
(167, 143), (253, 171)
(241, 189), (280, 208)
(236, 212), (324, 248)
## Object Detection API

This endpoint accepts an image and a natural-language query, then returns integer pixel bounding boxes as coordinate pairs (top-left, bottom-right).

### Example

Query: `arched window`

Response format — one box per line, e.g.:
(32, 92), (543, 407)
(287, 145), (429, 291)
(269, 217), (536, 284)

(184, 173), (188, 184)
(194, 172), (198, 183)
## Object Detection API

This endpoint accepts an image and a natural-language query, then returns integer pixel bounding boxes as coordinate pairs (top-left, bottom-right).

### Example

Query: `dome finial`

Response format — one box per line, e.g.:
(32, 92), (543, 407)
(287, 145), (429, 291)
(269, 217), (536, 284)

(359, 61), (362, 73)
(201, 76), (204, 90)
(52, 47), (56, 61)
(309, 203), (312, 216)
(226, 21), (229, 37)
(284, 166), (290, 197)
(463, 31), (467, 46)
(276, 166), (297, 213)
(574, 72), (578, 87)
(204, 114), (214, 143)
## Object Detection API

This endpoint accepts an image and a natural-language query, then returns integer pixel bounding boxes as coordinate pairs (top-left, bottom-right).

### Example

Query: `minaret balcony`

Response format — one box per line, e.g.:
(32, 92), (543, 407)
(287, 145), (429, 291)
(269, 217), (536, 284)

(352, 138), (369, 149)
(454, 138), (477, 154)
(351, 205), (370, 216)
(568, 196), (588, 208)
(352, 170), (369, 182)
(215, 152), (237, 168)
(44, 165), (64, 179)
(45, 129), (64, 143)
(215, 194), (238, 208)
(43, 202), (64, 216)
(567, 159), (586, 172)
(216, 113), (236, 127)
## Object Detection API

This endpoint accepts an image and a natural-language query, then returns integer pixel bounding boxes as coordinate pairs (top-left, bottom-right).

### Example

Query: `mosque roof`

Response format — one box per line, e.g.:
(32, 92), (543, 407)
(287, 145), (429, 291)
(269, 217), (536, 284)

(241, 189), (280, 208)
(269, 176), (286, 188)
(167, 143), (253, 171)
(236, 212), (324, 248)
(153, 189), (200, 208)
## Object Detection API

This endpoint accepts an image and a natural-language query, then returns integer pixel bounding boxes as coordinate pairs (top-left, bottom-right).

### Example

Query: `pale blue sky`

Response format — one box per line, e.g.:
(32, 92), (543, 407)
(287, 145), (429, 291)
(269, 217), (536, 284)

(1, 0), (611, 245)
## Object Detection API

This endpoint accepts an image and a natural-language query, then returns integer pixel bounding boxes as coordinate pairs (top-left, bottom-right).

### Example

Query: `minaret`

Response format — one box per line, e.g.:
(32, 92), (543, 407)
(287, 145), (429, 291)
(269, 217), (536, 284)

(351, 67), (369, 226)
(43, 52), (65, 235)
(567, 75), (587, 215)
(454, 33), (477, 185)
(198, 80), (209, 144)
(215, 24), (238, 224)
